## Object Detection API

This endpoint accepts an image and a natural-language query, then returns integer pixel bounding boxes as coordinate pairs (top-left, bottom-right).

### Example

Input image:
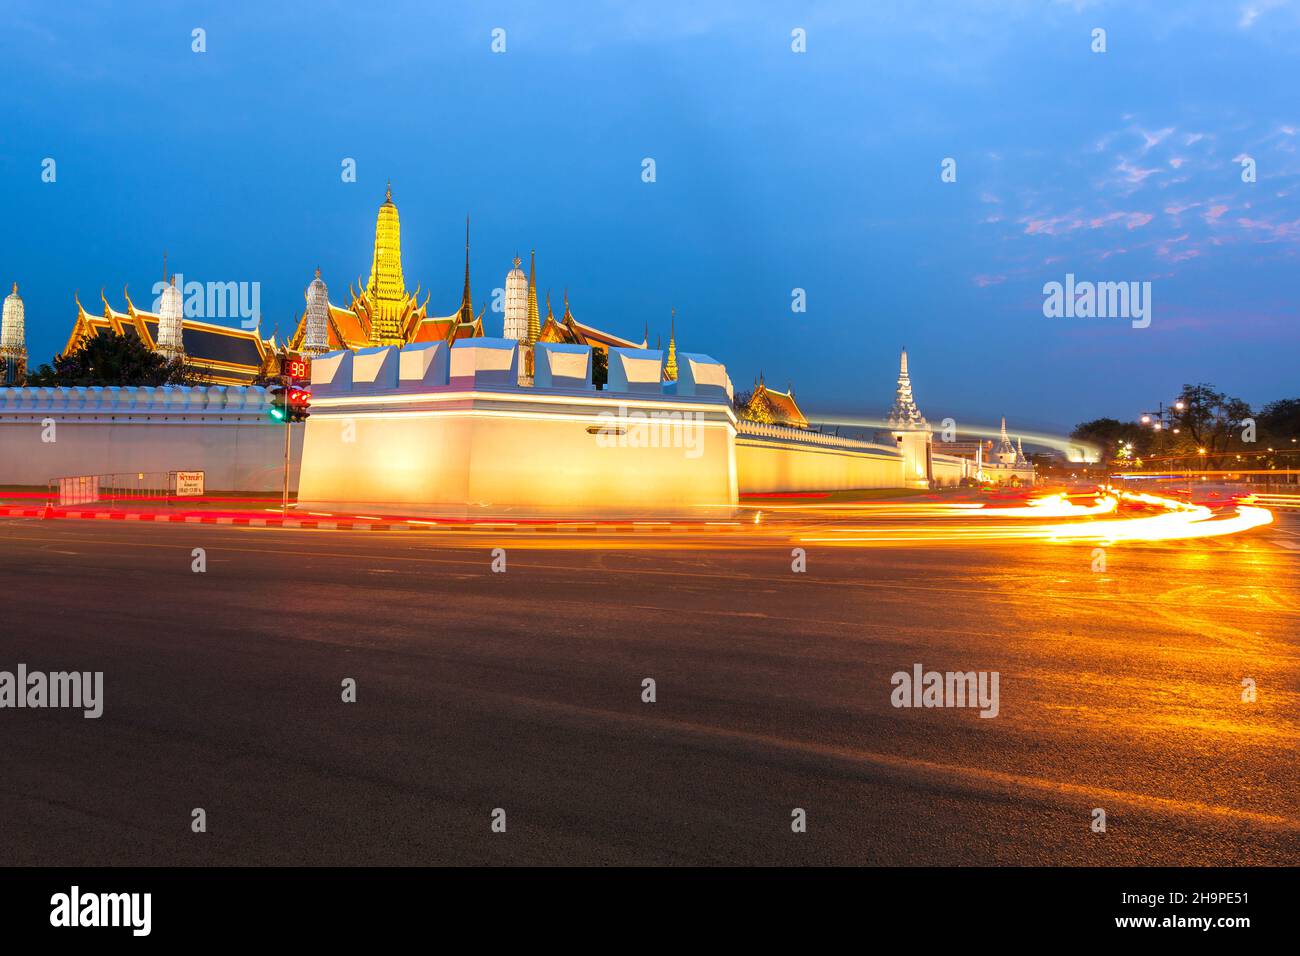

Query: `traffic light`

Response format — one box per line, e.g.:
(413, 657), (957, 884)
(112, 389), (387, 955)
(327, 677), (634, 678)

(287, 385), (311, 423)
(269, 383), (288, 422)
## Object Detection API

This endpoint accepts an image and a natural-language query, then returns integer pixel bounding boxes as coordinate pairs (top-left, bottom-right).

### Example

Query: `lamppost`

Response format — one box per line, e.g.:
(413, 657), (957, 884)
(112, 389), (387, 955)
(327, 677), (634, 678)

(1139, 399), (1186, 456)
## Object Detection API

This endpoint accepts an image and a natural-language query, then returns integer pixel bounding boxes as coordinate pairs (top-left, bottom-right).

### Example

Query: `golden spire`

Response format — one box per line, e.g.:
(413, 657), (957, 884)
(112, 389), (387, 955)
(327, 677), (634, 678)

(459, 215), (473, 325)
(664, 308), (678, 381)
(545, 289), (553, 322)
(525, 249), (540, 343)
(366, 182), (406, 344)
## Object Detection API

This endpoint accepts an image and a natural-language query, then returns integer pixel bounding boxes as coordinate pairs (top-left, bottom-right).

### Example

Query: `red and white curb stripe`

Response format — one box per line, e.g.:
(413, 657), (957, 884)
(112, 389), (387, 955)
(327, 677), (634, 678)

(2, 506), (743, 534)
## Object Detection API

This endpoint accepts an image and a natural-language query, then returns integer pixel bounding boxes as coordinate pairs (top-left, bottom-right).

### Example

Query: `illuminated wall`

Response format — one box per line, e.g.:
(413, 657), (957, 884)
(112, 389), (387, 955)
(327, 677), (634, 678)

(0, 385), (300, 490)
(735, 421), (908, 493)
(296, 340), (739, 517)
(931, 453), (969, 487)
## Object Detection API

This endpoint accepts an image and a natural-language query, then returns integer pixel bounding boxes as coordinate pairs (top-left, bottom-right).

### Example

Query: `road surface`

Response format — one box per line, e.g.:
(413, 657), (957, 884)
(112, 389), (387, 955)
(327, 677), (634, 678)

(1, 511), (1296, 865)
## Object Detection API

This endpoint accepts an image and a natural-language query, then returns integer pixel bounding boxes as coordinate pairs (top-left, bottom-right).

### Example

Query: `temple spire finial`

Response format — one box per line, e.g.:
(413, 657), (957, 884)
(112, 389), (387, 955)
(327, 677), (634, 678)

(887, 346), (926, 430)
(663, 309), (678, 382)
(385, 180), (392, 203)
(525, 250), (539, 342)
(459, 215), (473, 323)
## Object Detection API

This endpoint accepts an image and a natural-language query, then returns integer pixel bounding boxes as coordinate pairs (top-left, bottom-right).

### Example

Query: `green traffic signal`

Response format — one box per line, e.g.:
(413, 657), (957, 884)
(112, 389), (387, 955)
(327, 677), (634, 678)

(269, 383), (289, 422)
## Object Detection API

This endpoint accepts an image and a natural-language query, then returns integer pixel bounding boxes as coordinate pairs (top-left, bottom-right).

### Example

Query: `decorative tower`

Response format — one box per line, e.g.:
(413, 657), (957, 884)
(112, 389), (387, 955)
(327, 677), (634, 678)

(525, 250), (540, 343)
(886, 348), (927, 430)
(156, 274), (185, 362)
(365, 182), (408, 345)
(887, 348), (932, 489)
(503, 255), (528, 341)
(302, 268), (331, 356)
(1016, 435), (1027, 467)
(458, 215), (473, 326)
(1, 282), (27, 385)
(663, 309), (678, 382)
(995, 417), (1017, 464)
(519, 250), (540, 385)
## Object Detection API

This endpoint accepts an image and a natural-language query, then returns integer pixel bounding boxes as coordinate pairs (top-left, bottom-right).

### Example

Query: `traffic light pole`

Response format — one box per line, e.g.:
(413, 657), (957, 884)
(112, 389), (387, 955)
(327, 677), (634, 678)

(282, 410), (291, 518)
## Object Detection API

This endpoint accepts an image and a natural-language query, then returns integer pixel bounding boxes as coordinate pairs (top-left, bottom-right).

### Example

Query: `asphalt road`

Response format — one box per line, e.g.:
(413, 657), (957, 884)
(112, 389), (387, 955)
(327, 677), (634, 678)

(1, 513), (1297, 866)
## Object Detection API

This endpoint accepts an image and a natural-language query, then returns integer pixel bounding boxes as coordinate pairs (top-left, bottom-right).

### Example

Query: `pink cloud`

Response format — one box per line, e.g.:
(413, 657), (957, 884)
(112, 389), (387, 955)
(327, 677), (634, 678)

(1085, 210), (1153, 230)
(1116, 158), (1163, 184)
(973, 274), (1006, 288)
(1022, 214), (1085, 236)
(1205, 204), (1230, 221)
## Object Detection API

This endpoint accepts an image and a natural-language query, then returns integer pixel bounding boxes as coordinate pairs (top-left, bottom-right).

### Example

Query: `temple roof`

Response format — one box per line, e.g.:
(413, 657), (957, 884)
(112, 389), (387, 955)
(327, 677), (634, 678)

(68, 293), (272, 385)
(743, 379), (809, 429)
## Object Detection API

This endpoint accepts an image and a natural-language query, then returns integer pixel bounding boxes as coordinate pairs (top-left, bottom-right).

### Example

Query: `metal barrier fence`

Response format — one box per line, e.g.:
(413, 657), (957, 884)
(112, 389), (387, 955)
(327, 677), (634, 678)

(48, 471), (205, 507)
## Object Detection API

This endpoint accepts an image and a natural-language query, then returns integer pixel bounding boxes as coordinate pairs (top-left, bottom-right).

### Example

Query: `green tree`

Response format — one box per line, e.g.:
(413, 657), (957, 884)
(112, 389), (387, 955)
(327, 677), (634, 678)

(25, 332), (209, 387)
(1170, 383), (1252, 456)
(1071, 417), (1150, 465)
(1257, 398), (1300, 445)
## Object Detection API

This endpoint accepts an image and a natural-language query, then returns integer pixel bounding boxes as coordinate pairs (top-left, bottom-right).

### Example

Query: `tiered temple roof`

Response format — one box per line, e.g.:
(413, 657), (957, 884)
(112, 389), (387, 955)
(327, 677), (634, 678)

(536, 290), (646, 352)
(289, 187), (485, 352)
(66, 289), (276, 385)
(741, 376), (809, 429)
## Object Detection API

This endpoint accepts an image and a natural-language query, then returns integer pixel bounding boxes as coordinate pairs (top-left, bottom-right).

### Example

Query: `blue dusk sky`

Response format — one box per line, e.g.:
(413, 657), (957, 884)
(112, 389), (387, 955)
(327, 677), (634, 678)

(1, 0), (1297, 434)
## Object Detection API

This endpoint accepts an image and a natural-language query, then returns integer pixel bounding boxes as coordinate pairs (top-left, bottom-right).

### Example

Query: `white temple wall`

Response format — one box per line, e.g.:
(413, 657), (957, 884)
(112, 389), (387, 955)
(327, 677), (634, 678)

(297, 340), (739, 517)
(0, 386), (301, 491)
(735, 426), (906, 494)
(931, 453), (968, 487)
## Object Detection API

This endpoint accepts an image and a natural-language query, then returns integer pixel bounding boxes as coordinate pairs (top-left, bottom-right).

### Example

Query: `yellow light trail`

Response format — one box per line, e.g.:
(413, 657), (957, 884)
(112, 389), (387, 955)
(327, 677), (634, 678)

(797, 489), (1273, 547)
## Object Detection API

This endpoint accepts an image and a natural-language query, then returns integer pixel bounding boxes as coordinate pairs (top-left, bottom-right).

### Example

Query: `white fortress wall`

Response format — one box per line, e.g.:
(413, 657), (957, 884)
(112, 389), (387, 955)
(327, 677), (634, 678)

(0, 385), (301, 491)
(930, 452), (970, 487)
(735, 421), (908, 493)
(296, 340), (739, 517)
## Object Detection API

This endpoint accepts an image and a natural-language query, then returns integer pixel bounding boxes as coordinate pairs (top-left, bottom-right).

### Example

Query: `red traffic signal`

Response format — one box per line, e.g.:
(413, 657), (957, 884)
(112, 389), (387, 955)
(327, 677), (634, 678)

(287, 386), (311, 423)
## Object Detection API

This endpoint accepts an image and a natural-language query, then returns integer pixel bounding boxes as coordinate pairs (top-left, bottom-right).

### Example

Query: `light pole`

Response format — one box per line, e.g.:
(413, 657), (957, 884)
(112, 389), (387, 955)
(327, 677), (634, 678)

(1139, 399), (1185, 457)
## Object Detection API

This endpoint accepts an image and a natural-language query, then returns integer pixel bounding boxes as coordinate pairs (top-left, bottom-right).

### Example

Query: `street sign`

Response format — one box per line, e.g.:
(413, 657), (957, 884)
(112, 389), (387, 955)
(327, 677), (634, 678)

(175, 471), (205, 497)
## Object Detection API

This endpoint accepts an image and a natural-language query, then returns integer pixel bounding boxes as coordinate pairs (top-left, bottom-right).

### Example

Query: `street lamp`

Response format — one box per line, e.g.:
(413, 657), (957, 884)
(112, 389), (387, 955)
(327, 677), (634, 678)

(1139, 399), (1182, 455)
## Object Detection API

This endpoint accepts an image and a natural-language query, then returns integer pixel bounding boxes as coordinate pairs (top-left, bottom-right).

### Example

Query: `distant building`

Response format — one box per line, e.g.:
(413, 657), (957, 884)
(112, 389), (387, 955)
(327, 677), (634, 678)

(740, 375), (809, 429)
(936, 417), (1034, 486)
(66, 286), (276, 385)
(1, 282), (27, 385)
